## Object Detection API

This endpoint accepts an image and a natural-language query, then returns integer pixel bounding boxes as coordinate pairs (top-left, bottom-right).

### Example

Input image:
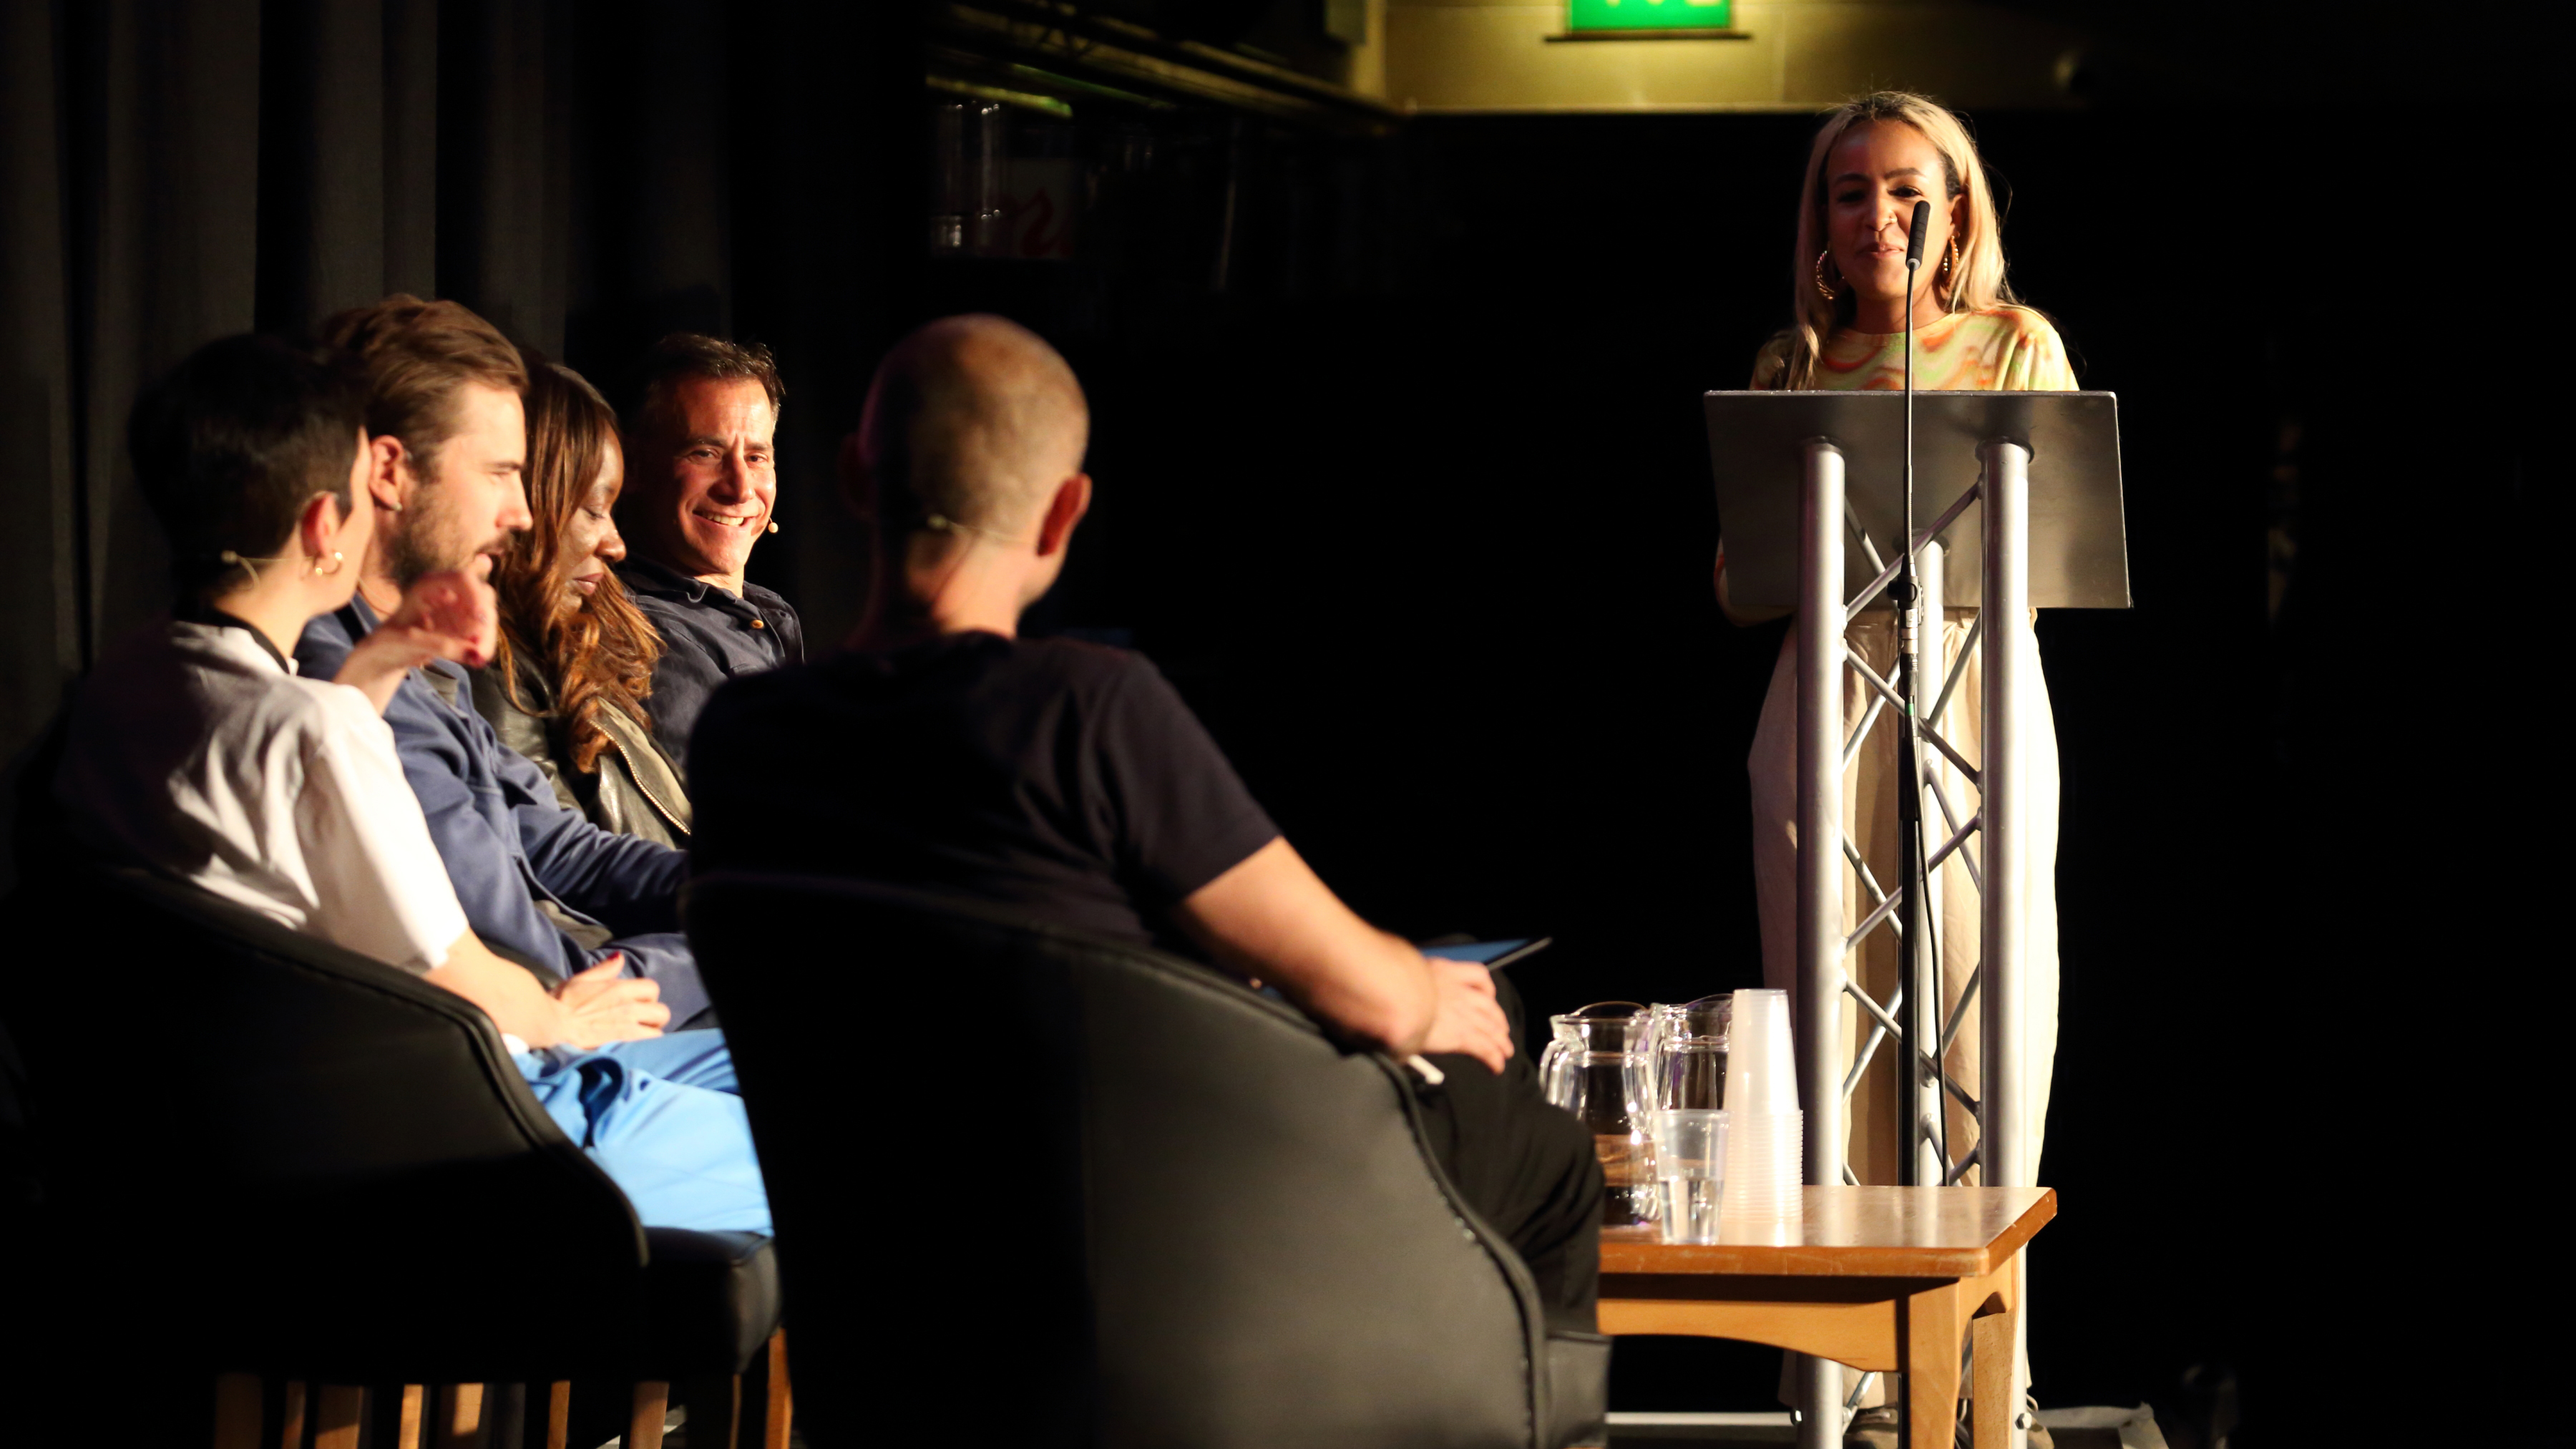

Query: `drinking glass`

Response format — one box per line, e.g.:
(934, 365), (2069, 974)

(1652, 1108), (1729, 1244)
(1538, 1002), (1660, 1239)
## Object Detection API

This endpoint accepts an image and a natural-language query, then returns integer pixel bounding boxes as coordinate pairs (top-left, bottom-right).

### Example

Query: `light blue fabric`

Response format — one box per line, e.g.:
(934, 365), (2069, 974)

(514, 1030), (770, 1234)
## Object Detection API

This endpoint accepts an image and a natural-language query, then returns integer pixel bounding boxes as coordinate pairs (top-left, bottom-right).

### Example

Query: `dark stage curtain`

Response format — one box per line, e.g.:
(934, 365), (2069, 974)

(0, 0), (918, 881)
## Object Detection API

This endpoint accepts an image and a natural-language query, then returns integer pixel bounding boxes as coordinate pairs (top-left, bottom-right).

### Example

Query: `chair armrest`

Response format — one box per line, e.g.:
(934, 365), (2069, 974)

(641, 1229), (783, 1379)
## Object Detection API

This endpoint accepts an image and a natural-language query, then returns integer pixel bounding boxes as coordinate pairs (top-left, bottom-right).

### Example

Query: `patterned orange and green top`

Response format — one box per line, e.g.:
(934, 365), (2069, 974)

(1751, 306), (2073, 393)
(1715, 305), (2074, 618)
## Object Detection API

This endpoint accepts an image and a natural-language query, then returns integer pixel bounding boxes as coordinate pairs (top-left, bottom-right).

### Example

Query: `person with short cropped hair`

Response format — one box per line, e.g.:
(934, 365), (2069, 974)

(292, 296), (714, 1025)
(474, 356), (691, 845)
(611, 333), (802, 775)
(692, 315), (1601, 1332)
(57, 331), (767, 1234)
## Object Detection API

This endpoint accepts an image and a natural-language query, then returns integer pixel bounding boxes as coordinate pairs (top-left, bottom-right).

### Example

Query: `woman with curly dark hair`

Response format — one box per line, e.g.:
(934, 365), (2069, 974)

(472, 357), (692, 844)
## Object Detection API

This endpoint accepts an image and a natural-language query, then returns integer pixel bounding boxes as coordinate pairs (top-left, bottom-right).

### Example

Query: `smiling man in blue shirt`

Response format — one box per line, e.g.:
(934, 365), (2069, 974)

(610, 334), (804, 779)
(293, 296), (711, 1025)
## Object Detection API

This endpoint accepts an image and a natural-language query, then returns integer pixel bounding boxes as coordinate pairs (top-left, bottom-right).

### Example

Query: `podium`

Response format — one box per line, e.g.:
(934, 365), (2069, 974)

(1706, 390), (2129, 1449)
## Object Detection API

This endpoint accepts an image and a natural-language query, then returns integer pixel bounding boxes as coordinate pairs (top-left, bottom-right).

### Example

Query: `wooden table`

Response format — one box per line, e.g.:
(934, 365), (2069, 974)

(1597, 1186), (2056, 1449)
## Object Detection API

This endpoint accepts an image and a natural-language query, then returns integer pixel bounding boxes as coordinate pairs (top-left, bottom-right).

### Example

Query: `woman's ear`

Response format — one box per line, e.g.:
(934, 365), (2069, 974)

(298, 491), (344, 560)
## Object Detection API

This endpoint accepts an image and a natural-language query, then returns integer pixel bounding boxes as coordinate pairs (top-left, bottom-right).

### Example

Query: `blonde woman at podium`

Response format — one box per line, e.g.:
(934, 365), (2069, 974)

(1719, 92), (2069, 1200)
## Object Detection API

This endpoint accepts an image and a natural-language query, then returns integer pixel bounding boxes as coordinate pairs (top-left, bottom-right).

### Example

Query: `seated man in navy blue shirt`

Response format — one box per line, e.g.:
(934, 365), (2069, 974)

(294, 296), (710, 1025)
(610, 334), (803, 778)
(693, 315), (1601, 1331)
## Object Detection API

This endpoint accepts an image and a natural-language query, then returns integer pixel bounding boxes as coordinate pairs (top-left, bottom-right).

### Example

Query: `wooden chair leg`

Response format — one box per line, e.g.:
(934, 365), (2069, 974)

(435, 1382), (490, 1448)
(213, 1372), (263, 1449)
(628, 1382), (670, 1449)
(395, 1384), (426, 1449)
(763, 1330), (792, 1449)
(313, 1385), (365, 1449)
(543, 1382), (570, 1449)
(278, 1382), (306, 1449)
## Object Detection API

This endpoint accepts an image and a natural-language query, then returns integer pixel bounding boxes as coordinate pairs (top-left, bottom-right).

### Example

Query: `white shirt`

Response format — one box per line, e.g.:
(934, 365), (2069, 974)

(57, 618), (472, 976)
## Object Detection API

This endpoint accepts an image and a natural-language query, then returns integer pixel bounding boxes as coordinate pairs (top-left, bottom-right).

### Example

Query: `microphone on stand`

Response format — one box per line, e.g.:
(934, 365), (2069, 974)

(1893, 199), (1937, 1189)
(1898, 198), (1930, 676)
(1902, 198), (1929, 602)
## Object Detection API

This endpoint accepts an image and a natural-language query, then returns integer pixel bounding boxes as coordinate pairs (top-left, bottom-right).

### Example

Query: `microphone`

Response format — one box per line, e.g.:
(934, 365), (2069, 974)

(1893, 210), (1935, 1188)
(1902, 200), (1929, 540)
(1903, 200), (1928, 555)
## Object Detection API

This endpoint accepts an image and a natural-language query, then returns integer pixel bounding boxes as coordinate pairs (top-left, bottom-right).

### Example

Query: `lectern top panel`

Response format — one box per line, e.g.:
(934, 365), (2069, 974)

(1706, 389), (2132, 611)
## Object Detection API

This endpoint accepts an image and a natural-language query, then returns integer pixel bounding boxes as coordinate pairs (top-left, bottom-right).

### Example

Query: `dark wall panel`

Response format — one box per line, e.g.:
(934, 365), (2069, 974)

(0, 0), (922, 798)
(0, 0), (83, 761)
(76, 0), (266, 666)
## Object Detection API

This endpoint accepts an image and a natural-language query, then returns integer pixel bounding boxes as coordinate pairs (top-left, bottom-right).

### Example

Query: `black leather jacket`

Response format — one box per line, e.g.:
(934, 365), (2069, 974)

(469, 654), (693, 849)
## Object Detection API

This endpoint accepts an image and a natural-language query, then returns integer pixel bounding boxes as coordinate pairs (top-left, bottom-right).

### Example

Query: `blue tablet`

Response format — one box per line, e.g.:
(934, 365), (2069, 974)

(1422, 937), (1552, 969)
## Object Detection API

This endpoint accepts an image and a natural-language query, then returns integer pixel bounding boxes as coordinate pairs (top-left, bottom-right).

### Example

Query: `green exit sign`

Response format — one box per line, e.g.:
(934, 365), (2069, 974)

(1568, 0), (1733, 31)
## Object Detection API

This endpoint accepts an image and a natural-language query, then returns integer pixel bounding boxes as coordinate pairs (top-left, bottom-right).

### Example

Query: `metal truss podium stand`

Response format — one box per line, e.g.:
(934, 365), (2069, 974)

(1708, 390), (2129, 1449)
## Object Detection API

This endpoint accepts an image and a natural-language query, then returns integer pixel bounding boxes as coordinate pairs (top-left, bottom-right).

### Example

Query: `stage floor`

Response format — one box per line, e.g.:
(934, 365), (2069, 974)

(1604, 1403), (2170, 1448)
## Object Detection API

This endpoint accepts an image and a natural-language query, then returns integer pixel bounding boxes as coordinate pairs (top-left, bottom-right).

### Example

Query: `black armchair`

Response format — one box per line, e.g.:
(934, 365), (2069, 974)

(0, 864), (784, 1447)
(685, 873), (1610, 1448)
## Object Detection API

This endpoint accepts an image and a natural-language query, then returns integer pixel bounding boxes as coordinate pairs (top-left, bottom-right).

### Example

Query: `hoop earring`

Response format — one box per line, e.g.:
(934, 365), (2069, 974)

(1942, 235), (1958, 282)
(310, 550), (344, 578)
(1813, 249), (1838, 301)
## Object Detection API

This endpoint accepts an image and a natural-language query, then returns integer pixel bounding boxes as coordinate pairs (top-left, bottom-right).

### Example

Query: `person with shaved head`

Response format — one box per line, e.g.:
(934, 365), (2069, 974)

(691, 314), (1603, 1339)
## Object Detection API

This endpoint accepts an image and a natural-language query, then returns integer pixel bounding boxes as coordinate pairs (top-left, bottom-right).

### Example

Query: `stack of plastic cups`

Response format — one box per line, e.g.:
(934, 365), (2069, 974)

(1719, 987), (1803, 1244)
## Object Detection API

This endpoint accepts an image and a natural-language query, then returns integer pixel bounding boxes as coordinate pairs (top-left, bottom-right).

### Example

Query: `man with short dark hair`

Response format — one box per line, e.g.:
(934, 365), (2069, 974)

(613, 333), (802, 774)
(293, 296), (714, 1025)
(692, 315), (1602, 1333)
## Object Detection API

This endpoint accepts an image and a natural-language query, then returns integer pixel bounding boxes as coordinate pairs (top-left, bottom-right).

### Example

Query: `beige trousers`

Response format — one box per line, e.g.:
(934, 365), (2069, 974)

(1747, 613), (2059, 1189)
(1752, 614), (2059, 1411)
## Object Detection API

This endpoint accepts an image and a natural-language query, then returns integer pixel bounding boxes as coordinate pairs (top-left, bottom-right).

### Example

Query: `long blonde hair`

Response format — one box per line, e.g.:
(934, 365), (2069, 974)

(1769, 92), (2029, 391)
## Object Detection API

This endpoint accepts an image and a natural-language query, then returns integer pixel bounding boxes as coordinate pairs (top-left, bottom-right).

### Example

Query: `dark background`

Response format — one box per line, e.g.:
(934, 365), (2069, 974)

(1, 1), (2552, 1443)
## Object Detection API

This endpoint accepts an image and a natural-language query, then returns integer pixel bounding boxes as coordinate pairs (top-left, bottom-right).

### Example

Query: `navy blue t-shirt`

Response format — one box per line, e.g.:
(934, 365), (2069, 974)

(688, 632), (1279, 948)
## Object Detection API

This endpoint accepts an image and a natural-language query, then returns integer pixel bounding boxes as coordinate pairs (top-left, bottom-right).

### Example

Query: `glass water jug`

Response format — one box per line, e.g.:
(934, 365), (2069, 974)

(1538, 1002), (1660, 1239)
(1646, 993), (1732, 1111)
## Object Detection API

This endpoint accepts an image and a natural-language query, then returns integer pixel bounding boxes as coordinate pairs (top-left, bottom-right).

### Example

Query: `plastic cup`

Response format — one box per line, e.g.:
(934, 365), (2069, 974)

(1719, 1107), (1803, 1229)
(1724, 989), (1799, 1116)
(1653, 1108), (1729, 1244)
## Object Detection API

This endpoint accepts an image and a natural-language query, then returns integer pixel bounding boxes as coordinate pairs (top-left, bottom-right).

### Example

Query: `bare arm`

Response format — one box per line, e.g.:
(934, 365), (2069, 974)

(424, 937), (668, 1050)
(1171, 837), (1512, 1072)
